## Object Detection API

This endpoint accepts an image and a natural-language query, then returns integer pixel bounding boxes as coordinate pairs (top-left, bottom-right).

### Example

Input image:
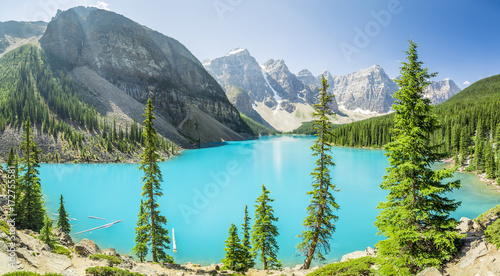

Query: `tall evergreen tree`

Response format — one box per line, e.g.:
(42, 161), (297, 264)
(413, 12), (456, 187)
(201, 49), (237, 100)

(495, 122), (500, 144)
(251, 185), (281, 270)
(19, 117), (46, 231)
(474, 138), (484, 172)
(222, 223), (245, 272)
(485, 140), (496, 179)
(241, 205), (255, 270)
(57, 194), (71, 234)
(132, 199), (149, 262)
(7, 147), (20, 218)
(40, 215), (54, 248)
(135, 98), (172, 263)
(459, 128), (469, 165)
(374, 40), (462, 275)
(297, 75), (339, 269)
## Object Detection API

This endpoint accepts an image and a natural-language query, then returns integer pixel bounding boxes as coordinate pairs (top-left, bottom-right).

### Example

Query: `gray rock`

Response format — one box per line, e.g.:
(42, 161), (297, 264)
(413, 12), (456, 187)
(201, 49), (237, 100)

(134, 265), (158, 276)
(416, 267), (442, 276)
(293, 264), (303, 270)
(458, 217), (473, 233)
(41, 251), (72, 272)
(459, 239), (489, 268)
(16, 247), (39, 268)
(365, 246), (375, 255)
(102, 248), (118, 257)
(74, 238), (100, 256)
(340, 250), (369, 262)
(61, 270), (80, 276)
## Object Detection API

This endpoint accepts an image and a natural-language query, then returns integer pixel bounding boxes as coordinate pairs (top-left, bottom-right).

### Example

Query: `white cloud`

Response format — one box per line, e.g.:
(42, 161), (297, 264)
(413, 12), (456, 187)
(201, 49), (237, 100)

(90, 1), (110, 11)
(463, 81), (470, 86)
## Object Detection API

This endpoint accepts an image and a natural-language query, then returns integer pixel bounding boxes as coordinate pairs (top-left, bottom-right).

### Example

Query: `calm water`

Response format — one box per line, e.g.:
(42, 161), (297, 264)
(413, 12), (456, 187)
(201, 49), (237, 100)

(39, 135), (500, 266)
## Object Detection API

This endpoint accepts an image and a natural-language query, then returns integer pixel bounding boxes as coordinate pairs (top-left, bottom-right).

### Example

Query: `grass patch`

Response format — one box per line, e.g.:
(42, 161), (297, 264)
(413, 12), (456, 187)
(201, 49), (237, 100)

(89, 253), (123, 264)
(85, 266), (142, 276)
(307, 256), (376, 276)
(53, 244), (72, 258)
(485, 219), (500, 248)
(475, 204), (500, 225)
(0, 219), (10, 235)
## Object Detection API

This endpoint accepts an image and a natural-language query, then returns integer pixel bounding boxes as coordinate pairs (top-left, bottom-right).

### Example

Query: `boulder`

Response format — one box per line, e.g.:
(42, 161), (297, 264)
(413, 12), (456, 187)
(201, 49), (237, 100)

(457, 217), (473, 233)
(416, 267), (442, 276)
(54, 229), (74, 246)
(458, 239), (489, 268)
(16, 247), (39, 268)
(365, 246), (376, 255)
(340, 250), (369, 262)
(41, 251), (72, 272)
(74, 238), (100, 256)
(134, 265), (158, 276)
(102, 248), (118, 257)
(117, 256), (134, 270)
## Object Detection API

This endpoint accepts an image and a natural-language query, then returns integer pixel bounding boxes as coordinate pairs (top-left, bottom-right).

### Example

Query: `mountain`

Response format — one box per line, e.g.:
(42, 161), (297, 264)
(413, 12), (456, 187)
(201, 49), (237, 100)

(315, 66), (461, 114)
(425, 78), (462, 105)
(39, 7), (251, 144)
(204, 49), (340, 131)
(322, 65), (398, 113)
(327, 73), (500, 151)
(0, 21), (47, 57)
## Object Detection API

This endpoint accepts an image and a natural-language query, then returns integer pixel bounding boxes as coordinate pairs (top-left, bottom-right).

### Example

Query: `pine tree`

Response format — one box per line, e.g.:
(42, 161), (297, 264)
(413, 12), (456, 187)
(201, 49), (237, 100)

(495, 123), (500, 144)
(57, 194), (71, 234)
(251, 185), (281, 270)
(374, 40), (462, 275)
(485, 140), (496, 179)
(459, 128), (468, 165)
(19, 117), (46, 231)
(40, 215), (54, 248)
(474, 139), (484, 172)
(241, 205), (255, 270)
(297, 75), (339, 269)
(6, 147), (19, 195)
(132, 199), (149, 262)
(136, 98), (172, 263)
(222, 223), (245, 272)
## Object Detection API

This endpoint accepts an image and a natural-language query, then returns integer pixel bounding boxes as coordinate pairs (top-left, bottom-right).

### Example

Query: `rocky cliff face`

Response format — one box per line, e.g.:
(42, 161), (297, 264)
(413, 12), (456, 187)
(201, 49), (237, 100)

(204, 49), (340, 130)
(0, 21), (47, 56)
(424, 79), (462, 105)
(39, 7), (251, 142)
(322, 65), (399, 113)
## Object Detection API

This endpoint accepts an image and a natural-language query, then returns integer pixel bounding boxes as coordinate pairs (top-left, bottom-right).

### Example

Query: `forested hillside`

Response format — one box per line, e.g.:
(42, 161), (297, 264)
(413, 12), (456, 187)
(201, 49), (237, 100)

(0, 45), (177, 162)
(328, 74), (500, 153)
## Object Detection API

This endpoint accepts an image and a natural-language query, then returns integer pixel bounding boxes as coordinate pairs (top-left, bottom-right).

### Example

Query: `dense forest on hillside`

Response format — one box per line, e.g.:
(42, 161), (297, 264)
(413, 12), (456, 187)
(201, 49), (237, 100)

(327, 74), (500, 154)
(0, 45), (177, 162)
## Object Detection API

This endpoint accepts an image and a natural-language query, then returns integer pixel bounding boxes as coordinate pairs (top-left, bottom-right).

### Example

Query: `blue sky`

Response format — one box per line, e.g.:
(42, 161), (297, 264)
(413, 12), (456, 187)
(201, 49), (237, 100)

(1, 0), (499, 88)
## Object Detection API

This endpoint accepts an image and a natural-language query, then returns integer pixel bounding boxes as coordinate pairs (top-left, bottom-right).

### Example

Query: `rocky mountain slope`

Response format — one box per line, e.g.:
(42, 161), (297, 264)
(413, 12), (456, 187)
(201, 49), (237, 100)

(204, 48), (341, 131)
(205, 49), (460, 131)
(0, 21), (47, 57)
(39, 7), (251, 144)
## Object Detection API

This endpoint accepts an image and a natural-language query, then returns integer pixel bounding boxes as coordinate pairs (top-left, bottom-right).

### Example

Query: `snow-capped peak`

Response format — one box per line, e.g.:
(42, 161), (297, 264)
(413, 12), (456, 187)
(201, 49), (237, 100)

(226, 48), (247, 56)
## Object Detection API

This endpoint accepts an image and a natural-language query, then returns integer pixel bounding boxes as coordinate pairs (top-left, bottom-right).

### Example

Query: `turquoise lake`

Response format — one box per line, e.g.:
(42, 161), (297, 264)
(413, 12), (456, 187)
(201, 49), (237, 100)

(39, 135), (500, 266)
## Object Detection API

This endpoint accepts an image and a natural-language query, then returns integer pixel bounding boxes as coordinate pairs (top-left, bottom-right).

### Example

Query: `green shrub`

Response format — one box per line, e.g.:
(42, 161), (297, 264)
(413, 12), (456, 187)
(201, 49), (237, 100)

(0, 219), (10, 235)
(475, 204), (500, 225)
(89, 254), (123, 264)
(85, 266), (142, 276)
(2, 272), (63, 276)
(307, 256), (376, 276)
(53, 244), (72, 258)
(485, 219), (500, 248)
